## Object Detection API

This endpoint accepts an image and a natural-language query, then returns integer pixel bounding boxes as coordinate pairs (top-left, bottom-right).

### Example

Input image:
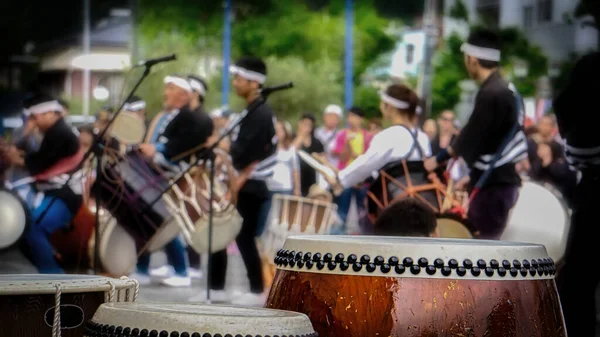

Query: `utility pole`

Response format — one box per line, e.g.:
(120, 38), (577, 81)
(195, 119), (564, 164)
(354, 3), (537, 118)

(222, 0), (232, 106)
(130, 0), (139, 64)
(344, 0), (354, 110)
(83, 0), (91, 116)
(420, 0), (438, 118)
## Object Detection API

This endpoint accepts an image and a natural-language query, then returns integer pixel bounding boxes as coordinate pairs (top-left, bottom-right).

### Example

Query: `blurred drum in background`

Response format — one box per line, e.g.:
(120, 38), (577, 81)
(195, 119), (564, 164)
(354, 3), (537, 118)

(260, 194), (337, 287)
(501, 179), (571, 262)
(0, 274), (138, 337)
(266, 235), (565, 337)
(0, 187), (29, 251)
(109, 111), (146, 146)
(84, 302), (317, 337)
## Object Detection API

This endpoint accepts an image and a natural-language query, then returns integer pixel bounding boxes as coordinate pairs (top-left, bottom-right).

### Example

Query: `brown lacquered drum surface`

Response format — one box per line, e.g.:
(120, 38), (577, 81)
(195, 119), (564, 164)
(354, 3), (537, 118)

(265, 236), (566, 337)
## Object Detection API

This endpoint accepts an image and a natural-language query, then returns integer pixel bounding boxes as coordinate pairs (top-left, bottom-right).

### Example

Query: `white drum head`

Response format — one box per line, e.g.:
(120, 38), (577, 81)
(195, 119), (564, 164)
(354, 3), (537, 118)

(110, 111), (146, 145)
(88, 303), (316, 336)
(0, 189), (28, 250)
(99, 217), (137, 277)
(502, 181), (570, 261)
(274, 235), (556, 281)
(0, 274), (133, 295)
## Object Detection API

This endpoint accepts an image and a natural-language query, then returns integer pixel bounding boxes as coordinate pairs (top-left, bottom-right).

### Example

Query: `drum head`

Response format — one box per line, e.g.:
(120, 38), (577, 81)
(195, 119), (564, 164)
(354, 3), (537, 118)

(0, 188), (29, 250)
(437, 216), (473, 239)
(99, 217), (137, 277)
(110, 111), (146, 145)
(88, 303), (316, 336)
(0, 274), (133, 295)
(502, 181), (570, 262)
(274, 236), (556, 281)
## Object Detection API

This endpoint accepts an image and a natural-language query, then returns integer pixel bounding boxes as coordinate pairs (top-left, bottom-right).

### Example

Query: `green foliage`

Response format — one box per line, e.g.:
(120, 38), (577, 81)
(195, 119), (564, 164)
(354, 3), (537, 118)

(431, 34), (465, 116)
(353, 85), (381, 119)
(261, 56), (343, 122)
(449, 0), (469, 21)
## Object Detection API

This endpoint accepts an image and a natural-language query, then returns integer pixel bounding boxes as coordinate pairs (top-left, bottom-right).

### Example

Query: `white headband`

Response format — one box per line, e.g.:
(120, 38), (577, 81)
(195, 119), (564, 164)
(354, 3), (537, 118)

(379, 92), (410, 110)
(27, 100), (64, 116)
(460, 43), (501, 62)
(189, 78), (206, 96)
(164, 76), (193, 93)
(229, 65), (266, 84)
(324, 104), (343, 117)
(124, 101), (146, 112)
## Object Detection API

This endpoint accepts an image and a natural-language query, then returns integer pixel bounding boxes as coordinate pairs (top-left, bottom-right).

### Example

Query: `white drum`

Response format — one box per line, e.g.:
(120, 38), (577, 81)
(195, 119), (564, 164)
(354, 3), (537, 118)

(110, 111), (146, 145)
(85, 303), (317, 337)
(91, 213), (138, 276)
(261, 194), (337, 262)
(0, 274), (138, 337)
(0, 187), (29, 250)
(501, 180), (571, 262)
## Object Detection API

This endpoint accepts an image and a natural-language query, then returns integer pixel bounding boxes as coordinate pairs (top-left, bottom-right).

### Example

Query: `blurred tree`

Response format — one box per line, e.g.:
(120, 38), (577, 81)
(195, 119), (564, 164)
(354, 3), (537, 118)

(431, 34), (465, 117)
(449, 0), (469, 21)
(353, 85), (380, 119)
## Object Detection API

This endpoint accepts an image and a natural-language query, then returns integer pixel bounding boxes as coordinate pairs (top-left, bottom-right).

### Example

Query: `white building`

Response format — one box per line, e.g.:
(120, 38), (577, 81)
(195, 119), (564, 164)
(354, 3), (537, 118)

(443, 0), (598, 64)
(390, 30), (426, 79)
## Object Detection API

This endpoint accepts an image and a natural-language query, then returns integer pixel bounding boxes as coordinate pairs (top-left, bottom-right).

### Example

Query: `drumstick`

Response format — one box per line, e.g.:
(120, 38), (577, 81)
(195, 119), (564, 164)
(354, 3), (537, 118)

(441, 179), (454, 212)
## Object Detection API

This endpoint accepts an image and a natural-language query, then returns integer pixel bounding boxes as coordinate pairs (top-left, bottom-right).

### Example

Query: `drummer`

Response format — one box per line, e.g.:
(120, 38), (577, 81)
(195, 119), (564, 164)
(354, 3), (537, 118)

(132, 74), (214, 287)
(423, 29), (527, 240)
(324, 84), (424, 196)
(4, 94), (82, 273)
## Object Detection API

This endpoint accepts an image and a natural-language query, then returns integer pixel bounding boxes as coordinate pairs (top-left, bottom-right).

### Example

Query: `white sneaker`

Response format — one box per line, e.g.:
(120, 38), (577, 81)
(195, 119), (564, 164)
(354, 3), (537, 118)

(160, 275), (192, 287)
(188, 290), (229, 303)
(150, 265), (175, 278)
(188, 267), (203, 279)
(230, 292), (266, 307)
(129, 272), (151, 286)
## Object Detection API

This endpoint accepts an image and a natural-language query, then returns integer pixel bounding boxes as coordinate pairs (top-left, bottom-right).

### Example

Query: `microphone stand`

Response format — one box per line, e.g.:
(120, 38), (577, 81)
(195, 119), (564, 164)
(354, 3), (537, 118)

(34, 64), (155, 274)
(142, 84), (291, 302)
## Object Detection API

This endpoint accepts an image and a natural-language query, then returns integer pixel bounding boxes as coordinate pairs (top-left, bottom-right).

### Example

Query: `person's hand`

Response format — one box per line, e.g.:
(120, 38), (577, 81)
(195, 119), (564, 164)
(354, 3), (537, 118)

(23, 118), (37, 136)
(424, 157), (438, 172)
(138, 143), (156, 158)
(537, 143), (553, 167)
(455, 176), (470, 191)
(6, 146), (24, 166)
(515, 158), (531, 173)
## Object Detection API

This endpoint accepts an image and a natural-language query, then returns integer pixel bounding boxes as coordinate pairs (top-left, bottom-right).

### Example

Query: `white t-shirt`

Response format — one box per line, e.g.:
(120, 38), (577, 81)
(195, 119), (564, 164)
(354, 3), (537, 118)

(267, 147), (300, 192)
(338, 125), (420, 188)
(314, 126), (339, 168)
(408, 128), (432, 160)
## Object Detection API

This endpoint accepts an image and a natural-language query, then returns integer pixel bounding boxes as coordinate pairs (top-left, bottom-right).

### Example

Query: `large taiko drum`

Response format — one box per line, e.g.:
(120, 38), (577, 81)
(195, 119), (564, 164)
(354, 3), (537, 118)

(266, 235), (565, 337)
(168, 150), (243, 254)
(502, 180), (571, 262)
(0, 274), (138, 337)
(84, 303), (317, 337)
(95, 151), (185, 253)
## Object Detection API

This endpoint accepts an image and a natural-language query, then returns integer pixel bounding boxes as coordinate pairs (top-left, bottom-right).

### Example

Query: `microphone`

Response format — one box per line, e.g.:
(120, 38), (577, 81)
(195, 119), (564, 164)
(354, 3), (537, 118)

(260, 82), (294, 97)
(135, 54), (177, 67)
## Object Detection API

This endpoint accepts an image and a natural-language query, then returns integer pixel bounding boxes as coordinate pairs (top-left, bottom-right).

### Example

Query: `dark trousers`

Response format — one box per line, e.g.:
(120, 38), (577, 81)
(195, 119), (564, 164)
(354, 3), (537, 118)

(467, 184), (519, 239)
(557, 170), (600, 337)
(209, 180), (267, 293)
(187, 246), (200, 269)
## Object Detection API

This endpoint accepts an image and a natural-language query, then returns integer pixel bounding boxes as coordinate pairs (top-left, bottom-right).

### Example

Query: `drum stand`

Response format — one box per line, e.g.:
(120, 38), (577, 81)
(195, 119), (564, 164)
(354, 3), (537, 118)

(143, 82), (293, 302)
(34, 62), (159, 274)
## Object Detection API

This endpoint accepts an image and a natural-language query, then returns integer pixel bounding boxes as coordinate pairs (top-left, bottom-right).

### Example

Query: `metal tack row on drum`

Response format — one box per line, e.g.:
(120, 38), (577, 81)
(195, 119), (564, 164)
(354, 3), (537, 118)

(266, 235), (567, 337)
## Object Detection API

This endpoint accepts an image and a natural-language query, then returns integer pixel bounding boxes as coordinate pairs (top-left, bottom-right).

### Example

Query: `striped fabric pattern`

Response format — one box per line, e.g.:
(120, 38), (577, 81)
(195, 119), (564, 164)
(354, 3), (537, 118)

(565, 144), (600, 169)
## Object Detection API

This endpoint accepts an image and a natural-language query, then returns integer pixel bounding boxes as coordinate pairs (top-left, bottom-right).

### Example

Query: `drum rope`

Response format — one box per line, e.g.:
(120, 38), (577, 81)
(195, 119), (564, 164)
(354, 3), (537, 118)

(120, 276), (140, 302)
(107, 280), (116, 302)
(53, 283), (62, 337)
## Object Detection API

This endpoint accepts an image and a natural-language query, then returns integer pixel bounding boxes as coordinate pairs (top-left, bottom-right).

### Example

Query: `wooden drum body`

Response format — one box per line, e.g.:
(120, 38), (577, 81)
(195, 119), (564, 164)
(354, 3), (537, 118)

(0, 274), (138, 337)
(266, 236), (565, 337)
(84, 303), (316, 337)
